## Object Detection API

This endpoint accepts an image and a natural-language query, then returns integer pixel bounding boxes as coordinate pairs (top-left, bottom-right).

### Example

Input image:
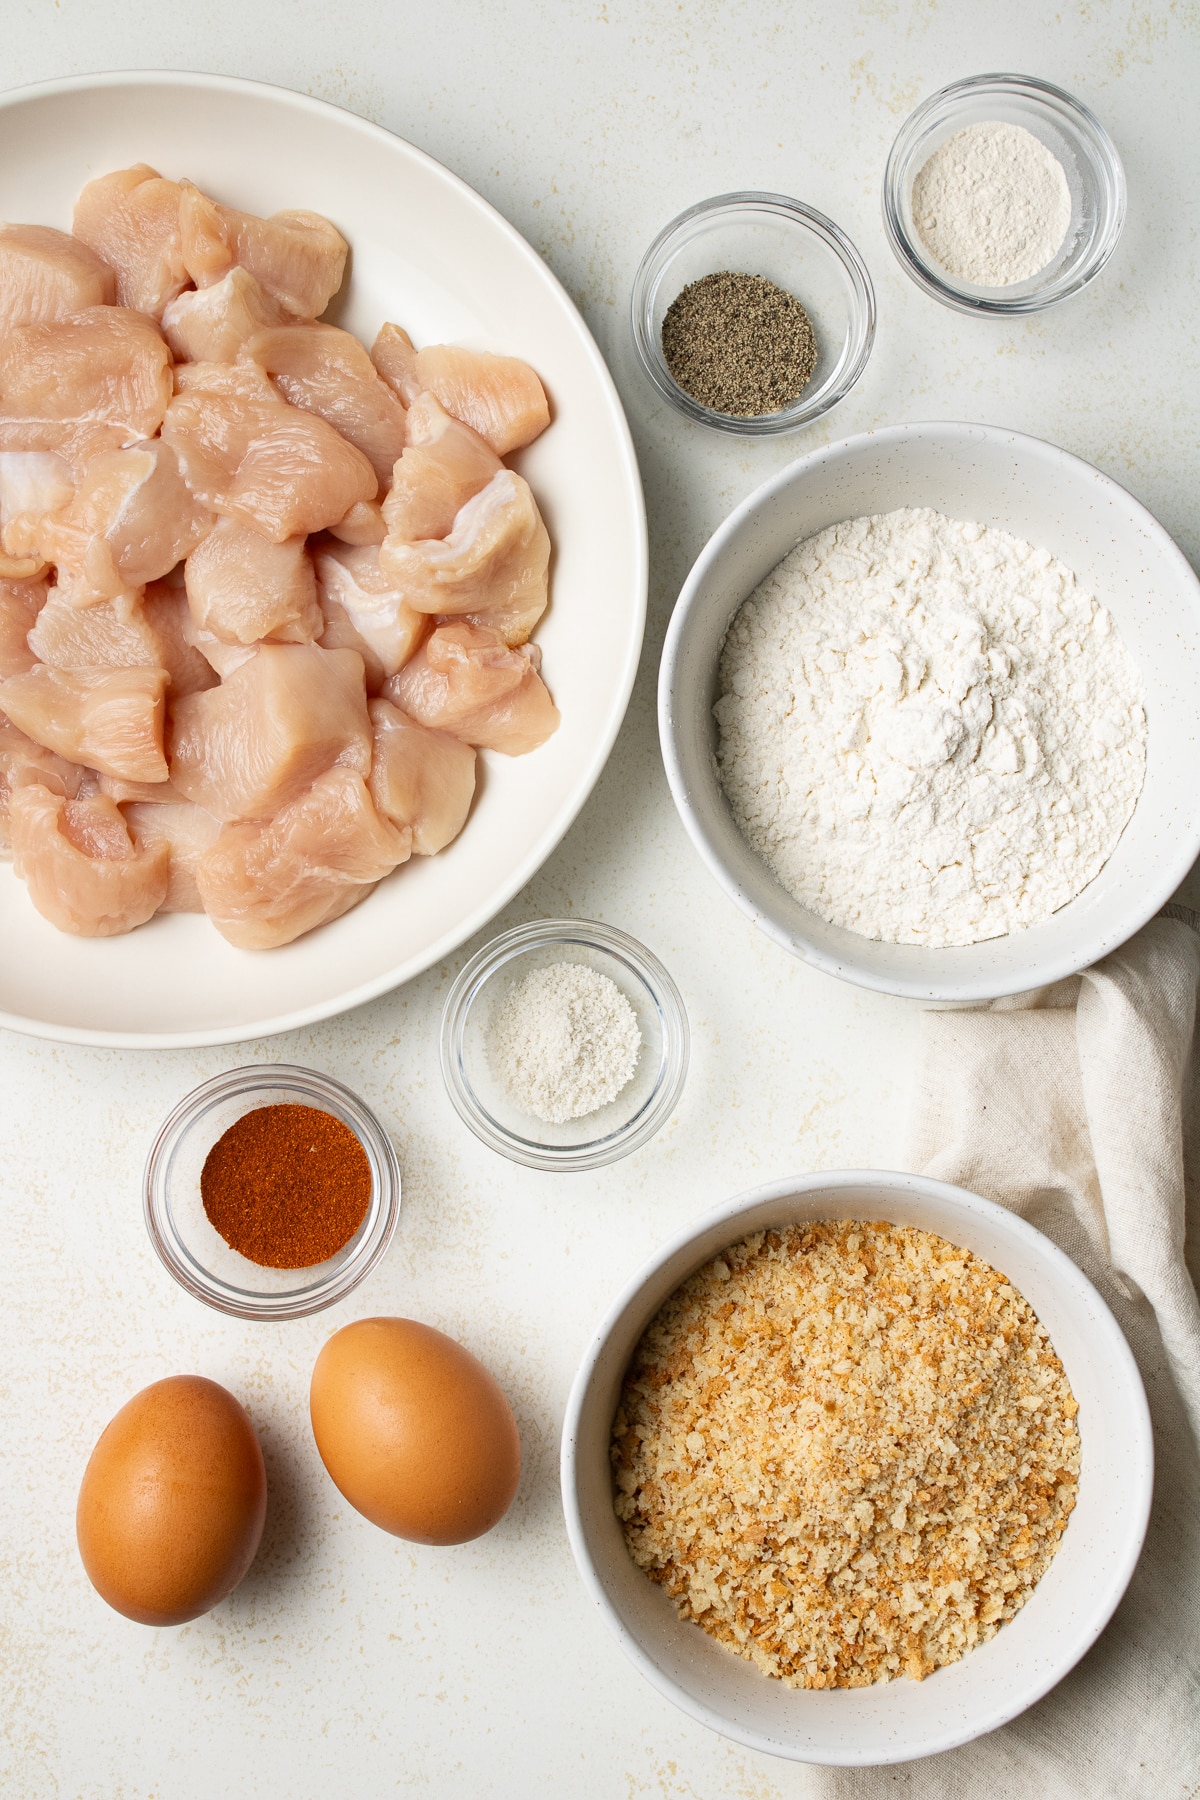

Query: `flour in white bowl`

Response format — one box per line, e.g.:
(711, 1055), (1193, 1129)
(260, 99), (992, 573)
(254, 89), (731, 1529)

(714, 507), (1146, 948)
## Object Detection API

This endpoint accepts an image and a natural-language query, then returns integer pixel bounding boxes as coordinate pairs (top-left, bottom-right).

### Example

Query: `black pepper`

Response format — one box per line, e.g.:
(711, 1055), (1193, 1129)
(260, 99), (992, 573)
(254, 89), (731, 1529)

(660, 270), (818, 417)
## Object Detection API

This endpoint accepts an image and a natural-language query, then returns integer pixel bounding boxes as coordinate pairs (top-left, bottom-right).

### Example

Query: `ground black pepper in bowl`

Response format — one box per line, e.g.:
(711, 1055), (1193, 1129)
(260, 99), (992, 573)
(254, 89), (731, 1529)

(660, 271), (818, 417)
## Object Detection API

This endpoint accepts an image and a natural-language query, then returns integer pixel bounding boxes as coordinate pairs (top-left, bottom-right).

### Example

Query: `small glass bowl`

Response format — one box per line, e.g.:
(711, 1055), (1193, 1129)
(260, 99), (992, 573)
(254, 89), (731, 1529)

(144, 1064), (400, 1320)
(440, 919), (690, 1171)
(630, 191), (876, 436)
(883, 73), (1125, 316)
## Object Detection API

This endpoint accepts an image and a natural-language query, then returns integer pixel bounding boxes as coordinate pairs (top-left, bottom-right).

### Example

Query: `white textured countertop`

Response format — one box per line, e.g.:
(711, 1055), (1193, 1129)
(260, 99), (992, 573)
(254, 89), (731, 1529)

(2, 4), (1197, 1795)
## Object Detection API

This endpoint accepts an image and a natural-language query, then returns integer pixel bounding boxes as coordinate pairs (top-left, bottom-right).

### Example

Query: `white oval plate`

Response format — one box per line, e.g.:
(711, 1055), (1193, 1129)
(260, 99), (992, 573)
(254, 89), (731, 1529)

(0, 72), (646, 1046)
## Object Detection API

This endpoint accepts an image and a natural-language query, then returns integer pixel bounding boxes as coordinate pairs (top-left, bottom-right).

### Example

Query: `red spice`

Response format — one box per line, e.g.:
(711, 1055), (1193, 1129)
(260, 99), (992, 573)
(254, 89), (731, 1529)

(201, 1103), (372, 1269)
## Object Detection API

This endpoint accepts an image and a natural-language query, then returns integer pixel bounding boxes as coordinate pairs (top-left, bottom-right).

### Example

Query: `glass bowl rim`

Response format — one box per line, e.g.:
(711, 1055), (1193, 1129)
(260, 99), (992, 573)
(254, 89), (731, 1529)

(630, 189), (876, 436)
(881, 71), (1127, 317)
(143, 1061), (401, 1320)
(440, 918), (690, 1171)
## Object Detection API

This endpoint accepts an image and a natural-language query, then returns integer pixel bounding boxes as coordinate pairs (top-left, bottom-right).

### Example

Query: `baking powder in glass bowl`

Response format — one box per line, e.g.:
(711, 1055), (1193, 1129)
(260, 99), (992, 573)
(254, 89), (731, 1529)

(486, 959), (642, 1125)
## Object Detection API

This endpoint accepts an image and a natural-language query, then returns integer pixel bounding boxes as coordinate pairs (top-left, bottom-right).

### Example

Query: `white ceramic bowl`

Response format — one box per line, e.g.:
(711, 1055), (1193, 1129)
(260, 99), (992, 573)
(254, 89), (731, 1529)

(659, 422), (1200, 1002)
(561, 1171), (1152, 1765)
(0, 73), (646, 1047)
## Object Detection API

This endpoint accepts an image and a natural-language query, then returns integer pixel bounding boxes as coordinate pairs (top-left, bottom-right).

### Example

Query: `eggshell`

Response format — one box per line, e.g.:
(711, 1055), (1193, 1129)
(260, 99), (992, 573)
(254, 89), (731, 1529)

(76, 1375), (267, 1626)
(309, 1317), (521, 1544)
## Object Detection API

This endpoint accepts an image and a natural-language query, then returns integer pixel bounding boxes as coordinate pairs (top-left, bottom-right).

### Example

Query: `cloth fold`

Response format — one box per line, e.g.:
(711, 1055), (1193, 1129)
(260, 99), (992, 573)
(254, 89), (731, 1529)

(908, 913), (1200, 1448)
(825, 912), (1200, 1798)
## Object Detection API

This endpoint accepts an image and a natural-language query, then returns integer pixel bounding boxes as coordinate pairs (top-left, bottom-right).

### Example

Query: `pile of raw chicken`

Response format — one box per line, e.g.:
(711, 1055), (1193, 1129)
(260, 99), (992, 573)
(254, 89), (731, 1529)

(0, 165), (558, 948)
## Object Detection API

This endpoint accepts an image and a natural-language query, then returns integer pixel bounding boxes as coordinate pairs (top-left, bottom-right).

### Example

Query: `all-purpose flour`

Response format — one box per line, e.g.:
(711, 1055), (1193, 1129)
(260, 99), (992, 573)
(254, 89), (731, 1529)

(714, 508), (1146, 948)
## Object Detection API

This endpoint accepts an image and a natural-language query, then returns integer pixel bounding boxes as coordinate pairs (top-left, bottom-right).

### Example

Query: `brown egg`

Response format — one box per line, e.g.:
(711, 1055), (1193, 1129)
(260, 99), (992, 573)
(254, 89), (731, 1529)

(310, 1317), (521, 1544)
(76, 1375), (267, 1626)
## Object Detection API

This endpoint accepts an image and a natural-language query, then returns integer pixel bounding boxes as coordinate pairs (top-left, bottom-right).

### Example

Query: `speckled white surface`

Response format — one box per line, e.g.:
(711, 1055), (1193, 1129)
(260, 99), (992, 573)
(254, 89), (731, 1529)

(0, 3), (1197, 1795)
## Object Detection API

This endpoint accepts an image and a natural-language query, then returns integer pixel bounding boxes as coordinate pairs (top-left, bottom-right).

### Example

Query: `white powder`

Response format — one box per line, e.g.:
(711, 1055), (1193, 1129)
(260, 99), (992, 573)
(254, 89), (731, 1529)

(488, 960), (642, 1124)
(714, 508), (1146, 948)
(912, 121), (1072, 287)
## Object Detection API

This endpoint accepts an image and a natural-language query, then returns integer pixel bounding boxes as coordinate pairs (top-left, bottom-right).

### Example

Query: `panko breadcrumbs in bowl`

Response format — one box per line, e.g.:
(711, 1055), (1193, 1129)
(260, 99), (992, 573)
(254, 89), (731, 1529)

(610, 1220), (1080, 1690)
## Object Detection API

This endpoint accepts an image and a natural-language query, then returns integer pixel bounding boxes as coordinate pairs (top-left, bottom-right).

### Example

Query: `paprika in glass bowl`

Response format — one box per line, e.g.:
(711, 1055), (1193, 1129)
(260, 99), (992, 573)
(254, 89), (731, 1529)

(144, 1065), (401, 1321)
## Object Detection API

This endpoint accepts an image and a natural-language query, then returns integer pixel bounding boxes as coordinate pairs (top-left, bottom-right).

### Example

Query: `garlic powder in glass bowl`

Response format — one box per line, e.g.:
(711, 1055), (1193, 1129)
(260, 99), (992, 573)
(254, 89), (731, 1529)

(882, 73), (1125, 315)
(440, 919), (689, 1171)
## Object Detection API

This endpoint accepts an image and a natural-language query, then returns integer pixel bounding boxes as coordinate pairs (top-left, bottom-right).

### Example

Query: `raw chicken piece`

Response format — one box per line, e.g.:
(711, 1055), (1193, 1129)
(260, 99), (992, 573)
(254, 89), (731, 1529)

(141, 574), (219, 697)
(0, 664), (169, 782)
(382, 392), (500, 543)
(378, 469), (549, 645)
(370, 324), (422, 406)
(313, 543), (430, 678)
(123, 799), (221, 912)
(316, 581), (385, 695)
(72, 165), (188, 317)
(10, 784), (168, 935)
(0, 307), (173, 461)
(180, 616), (257, 680)
(185, 517), (320, 645)
(0, 577), (46, 677)
(329, 498), (386, 545)
(197, 766), (409, 949)
(173, 358), (280, 402)
(179, 182), (348, 318)
(28, 587), (162, 669)
(413, 343), (549, 456)
(243, 323), (407, 484)
(169, 643), (370, 821)
(367, 698), (476, 855)
(0, 224), (116, 332)
(0, 549), (47, 582)
(0, 716), (85, 849)
(72, 166), (186, 318)
(0, 452), (76, 567)
(36, 440), (213, 605)
(29, 580), (214, 696)
(161, 267), (283, 363)
(99, 773), (185, 803)
(385, 621), (559, 755)
(162, 372), (377, 541)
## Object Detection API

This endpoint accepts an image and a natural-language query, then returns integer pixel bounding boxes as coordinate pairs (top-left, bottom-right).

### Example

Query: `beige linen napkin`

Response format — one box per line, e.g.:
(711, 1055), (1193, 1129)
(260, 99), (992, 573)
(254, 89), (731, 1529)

(912, 909), (1200, 1449)
(818, 912), (1200, 1797)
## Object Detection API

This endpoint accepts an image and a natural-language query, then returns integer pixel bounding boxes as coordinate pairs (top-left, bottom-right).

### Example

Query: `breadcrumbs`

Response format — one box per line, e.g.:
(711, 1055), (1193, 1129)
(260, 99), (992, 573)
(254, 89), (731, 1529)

(611, 1221), (1080, 1688)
